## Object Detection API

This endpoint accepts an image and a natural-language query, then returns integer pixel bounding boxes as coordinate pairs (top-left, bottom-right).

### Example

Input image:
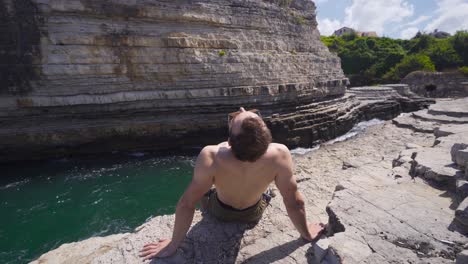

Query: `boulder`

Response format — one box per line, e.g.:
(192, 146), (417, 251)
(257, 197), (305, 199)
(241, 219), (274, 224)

(452, 147), (468, 168)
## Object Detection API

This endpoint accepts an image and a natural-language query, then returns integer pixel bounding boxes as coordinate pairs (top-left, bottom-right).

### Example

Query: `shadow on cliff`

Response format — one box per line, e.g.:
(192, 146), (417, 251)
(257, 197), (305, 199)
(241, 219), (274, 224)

(151, 212), (255, 264)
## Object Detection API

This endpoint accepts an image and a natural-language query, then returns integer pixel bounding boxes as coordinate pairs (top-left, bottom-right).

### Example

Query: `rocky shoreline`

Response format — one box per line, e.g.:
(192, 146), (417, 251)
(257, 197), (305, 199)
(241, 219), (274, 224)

(31, 98), (468, 264)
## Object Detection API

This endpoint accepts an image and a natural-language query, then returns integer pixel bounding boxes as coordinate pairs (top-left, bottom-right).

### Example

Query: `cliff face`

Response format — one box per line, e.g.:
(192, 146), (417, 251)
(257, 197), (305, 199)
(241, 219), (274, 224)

(0, 0), (431, 162)
(0, 0), (352, 161)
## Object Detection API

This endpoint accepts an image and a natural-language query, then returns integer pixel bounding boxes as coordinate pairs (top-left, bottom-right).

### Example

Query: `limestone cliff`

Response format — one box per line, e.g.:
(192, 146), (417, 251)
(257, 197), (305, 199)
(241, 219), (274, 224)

(0, 0), (349, 161)
(0, 0), (429, 162)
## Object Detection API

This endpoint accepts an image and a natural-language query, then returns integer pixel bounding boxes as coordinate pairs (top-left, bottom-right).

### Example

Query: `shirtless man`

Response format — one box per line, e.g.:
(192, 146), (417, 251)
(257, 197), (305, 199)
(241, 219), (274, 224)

(140, 107), (325, 260)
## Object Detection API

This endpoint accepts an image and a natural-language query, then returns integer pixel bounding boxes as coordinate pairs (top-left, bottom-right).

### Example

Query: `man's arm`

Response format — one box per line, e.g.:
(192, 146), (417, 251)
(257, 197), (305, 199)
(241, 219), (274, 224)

(274, 144), (324, 241)
(140, 146), (215, 260)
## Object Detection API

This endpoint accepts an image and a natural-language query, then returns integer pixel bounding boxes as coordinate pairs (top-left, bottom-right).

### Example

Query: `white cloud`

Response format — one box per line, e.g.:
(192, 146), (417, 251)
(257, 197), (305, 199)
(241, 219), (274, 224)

(404, 15), (431, 27)
(400, 27), (419, 39)
(317, 18), (343, 36)
(424, 0), (468, 34)
(343, 0), (414, 35)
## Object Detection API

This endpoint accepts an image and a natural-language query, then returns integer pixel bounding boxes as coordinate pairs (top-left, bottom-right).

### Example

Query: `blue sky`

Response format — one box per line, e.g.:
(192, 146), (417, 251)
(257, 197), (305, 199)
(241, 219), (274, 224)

(315, 0), (468, 39)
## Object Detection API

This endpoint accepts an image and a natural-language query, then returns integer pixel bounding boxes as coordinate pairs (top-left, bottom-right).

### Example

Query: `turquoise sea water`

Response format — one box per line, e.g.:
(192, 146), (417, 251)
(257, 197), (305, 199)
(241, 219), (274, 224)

(0, 155), (194, 264)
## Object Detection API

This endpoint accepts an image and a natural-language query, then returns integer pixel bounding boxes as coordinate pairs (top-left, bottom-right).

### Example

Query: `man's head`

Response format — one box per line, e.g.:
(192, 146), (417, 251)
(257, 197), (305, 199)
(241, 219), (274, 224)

(228, 107), (272, 162)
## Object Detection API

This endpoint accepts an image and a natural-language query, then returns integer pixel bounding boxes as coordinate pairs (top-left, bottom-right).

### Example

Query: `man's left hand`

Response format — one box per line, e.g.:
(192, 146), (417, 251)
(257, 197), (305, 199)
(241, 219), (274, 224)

(139, 239), (177, 261)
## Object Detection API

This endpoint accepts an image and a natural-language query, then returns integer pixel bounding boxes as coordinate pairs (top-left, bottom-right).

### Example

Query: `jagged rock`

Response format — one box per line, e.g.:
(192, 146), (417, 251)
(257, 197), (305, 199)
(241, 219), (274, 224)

(455, 198), (468, 235)
(392, 148), (417, 170)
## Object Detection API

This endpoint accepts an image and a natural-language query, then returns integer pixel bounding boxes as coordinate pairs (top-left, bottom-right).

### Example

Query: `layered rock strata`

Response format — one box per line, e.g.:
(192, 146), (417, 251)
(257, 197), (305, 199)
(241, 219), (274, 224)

(314, 98), (468, 263)
(0, 0), (348, 161)
(0, 0), (431, 163)
(31, 99), (467, 264)
(401, 71), (468, 98)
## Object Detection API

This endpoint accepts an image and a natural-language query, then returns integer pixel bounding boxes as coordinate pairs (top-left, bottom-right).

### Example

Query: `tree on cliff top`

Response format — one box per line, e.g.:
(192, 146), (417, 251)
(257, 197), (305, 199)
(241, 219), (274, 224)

(321, 31), (467, 86)
(383, 54), (435, 82)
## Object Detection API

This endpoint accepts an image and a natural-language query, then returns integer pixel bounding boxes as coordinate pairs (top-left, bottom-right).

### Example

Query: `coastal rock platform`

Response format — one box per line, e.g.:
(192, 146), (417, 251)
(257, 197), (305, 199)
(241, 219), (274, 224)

(32, 98), (468, 263)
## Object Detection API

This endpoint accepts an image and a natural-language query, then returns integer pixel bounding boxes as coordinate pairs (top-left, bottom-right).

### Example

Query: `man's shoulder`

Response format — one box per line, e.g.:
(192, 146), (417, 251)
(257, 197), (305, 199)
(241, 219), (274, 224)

(267, 143), (291, 160)
(200, 145), (221, 156)
(268, 143), (290, 153)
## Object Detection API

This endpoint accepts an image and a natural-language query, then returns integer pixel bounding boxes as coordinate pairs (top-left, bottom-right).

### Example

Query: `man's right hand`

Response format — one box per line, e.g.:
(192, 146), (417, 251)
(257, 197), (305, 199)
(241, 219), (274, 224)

(301, 223), (326, 241)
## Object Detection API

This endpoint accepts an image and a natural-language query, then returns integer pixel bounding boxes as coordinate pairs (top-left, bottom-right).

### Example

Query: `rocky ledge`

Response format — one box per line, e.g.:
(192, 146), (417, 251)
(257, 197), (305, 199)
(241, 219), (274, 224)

(31, 98), (468, 264)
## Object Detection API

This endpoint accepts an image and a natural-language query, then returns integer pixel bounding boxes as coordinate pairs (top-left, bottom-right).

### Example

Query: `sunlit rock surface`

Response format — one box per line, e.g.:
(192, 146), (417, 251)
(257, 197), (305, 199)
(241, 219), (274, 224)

(31, 99), (468, 263)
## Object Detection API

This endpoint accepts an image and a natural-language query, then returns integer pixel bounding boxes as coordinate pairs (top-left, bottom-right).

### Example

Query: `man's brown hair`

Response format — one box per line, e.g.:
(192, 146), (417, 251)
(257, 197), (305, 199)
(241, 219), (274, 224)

(229, 117), (272, 162)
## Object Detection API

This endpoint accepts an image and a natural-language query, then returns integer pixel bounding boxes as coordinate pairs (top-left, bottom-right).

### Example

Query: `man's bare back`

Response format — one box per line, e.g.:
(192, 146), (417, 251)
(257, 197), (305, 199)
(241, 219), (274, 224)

(206, 142), (285, 209)
(140, 108), (325, 261)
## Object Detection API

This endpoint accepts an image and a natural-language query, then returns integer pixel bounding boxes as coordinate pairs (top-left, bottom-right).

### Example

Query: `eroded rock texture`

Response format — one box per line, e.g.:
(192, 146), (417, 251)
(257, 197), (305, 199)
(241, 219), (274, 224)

(0, 0), (432, 163)
(0, 0), (349, 161)
(318, 98), (468, 263)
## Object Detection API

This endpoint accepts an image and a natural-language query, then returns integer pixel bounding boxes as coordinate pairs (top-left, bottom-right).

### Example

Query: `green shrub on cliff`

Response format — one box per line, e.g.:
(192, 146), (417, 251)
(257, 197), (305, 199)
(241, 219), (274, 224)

(321, 31), (467, 85)
(460, 66), (468, 76)
(426, 39), (462, 71)
(452, 31), (468, 65)
(383, 54), (435, 82)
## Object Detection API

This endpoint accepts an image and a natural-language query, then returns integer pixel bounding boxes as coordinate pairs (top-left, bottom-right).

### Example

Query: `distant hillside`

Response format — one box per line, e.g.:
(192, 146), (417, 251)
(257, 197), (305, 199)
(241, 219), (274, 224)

(321, 31), (468, 86)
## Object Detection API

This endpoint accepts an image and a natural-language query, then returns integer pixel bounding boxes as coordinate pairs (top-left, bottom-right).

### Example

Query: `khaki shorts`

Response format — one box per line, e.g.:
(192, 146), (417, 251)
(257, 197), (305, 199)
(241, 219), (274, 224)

(204, 189), (271, 223)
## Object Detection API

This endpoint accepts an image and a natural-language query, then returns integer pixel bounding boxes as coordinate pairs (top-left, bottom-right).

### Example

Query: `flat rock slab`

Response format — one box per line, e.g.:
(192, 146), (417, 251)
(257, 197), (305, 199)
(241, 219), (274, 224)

(412, 110), (468, 124)
(393, 113), (437, 133)
(326, 164), (467, 263)
(436, 133), (468, 150)
(435, 124), (468, 138)
(429, 98), (468, 118)
(411, 147), (461, 183)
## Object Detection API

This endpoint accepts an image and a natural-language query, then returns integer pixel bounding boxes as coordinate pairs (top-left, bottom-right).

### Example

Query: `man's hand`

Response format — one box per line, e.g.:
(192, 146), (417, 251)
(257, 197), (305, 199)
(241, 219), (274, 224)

(139, 239), (177, 261)
(301, 223), (326, 242)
